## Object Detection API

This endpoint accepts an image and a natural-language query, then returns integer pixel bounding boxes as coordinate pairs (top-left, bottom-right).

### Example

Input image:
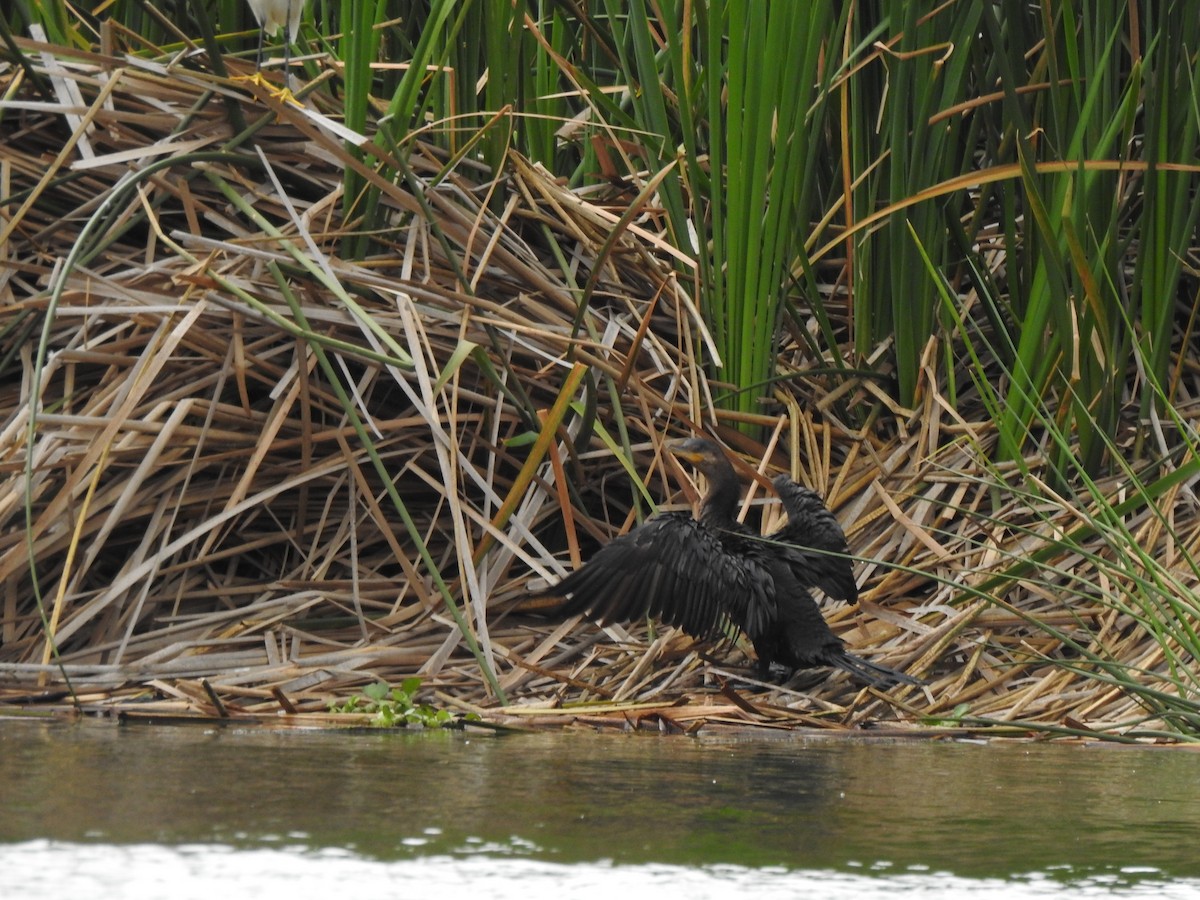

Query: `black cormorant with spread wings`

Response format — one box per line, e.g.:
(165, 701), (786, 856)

(543, 438), (921, 688)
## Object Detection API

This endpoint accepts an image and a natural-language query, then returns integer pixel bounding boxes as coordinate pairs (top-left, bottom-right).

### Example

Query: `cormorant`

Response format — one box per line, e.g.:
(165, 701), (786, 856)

(544, 438), (921, 688)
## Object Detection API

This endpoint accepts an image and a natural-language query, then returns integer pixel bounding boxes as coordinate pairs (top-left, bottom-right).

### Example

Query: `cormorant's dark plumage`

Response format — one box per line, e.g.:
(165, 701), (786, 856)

(544, 438), (921, 688)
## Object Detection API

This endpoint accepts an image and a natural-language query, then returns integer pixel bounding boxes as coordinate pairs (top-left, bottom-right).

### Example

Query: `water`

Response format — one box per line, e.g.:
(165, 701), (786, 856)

(2, 718), (1199, 898)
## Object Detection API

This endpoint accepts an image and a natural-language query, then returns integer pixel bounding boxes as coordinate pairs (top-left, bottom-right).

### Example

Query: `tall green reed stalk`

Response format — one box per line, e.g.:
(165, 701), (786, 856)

(597, 1), (842, 431)
(925, 232), (1200, 737)
(828, 2), (1199, 475)
(959, 3), (1199, 475)
(845, 2), (985, 406)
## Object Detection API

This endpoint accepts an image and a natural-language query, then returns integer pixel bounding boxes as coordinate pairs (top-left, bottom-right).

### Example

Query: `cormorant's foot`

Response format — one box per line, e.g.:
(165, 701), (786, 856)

(702, 658), (776, 692)
(722, 661), (793, 689)
(732, 667), (778, 693)
(761, 661), (794, 684)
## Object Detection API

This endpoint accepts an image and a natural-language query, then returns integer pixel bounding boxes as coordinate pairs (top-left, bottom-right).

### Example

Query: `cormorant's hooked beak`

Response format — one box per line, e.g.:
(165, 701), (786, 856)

(666, 437), (709, 465)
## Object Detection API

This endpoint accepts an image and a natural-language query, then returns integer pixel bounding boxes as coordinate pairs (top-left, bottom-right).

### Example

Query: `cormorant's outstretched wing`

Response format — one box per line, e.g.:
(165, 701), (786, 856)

(769, 475), (858, 602)
(541, 511), (775, 644)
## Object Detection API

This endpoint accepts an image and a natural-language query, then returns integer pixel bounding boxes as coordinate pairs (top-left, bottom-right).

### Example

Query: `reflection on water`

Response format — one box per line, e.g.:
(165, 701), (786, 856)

(7, 840), (1200, 900)
(2, 719), (1200, 897)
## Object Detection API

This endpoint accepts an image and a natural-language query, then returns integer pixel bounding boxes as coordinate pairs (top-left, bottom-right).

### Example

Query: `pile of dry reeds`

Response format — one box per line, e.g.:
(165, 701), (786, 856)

(2, 47), (1197, 737)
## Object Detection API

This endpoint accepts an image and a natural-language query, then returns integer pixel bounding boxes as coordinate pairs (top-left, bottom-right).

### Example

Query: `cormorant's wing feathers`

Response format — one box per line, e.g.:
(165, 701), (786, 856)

(544, 511), (760, 642)
(769, 475), (858, 602)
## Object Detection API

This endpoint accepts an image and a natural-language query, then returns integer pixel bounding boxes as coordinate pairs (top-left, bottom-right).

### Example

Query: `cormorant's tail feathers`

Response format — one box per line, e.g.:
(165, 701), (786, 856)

(831, 651), (924, 688)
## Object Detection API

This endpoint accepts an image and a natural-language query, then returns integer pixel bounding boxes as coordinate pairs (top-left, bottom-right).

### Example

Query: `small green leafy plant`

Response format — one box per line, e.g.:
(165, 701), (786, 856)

(329, 678), (458, 728)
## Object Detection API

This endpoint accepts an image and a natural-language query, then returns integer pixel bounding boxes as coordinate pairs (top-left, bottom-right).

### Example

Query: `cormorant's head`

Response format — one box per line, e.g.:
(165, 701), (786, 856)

(667, 437), (734, 481)
(666, 437), (741, 521)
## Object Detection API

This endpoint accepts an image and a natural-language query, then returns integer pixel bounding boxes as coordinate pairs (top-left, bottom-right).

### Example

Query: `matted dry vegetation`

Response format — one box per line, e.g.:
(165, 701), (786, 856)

(2, 48), (1199, 738)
